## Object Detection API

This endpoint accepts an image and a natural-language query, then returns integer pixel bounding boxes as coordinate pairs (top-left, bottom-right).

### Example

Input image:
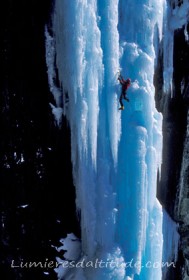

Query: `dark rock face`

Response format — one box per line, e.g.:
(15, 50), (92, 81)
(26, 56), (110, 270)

(0, 1), (80, 279)
(155, 10), (189, 280)
(155, 24), (189, 216)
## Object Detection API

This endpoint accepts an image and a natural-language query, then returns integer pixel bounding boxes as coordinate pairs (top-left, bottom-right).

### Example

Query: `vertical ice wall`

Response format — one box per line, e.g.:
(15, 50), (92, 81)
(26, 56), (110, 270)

(117, 1), (164, 279)
(46, 0), (164, 279)
(52, 0), (122, 264)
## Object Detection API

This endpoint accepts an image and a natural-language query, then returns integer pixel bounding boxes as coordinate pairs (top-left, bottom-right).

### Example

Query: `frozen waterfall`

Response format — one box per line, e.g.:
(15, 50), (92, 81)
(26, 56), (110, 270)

(46, 0), (164, 279)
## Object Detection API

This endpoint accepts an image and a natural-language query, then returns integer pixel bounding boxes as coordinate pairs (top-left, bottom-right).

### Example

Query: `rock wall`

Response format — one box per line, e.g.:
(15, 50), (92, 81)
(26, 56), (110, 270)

(155, 2), (189, 278)
(0, 1), (80, 279)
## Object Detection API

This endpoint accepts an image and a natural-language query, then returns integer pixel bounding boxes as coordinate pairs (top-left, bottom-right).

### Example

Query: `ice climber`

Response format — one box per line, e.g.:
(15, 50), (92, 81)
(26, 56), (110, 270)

(118, 74), (131, 110)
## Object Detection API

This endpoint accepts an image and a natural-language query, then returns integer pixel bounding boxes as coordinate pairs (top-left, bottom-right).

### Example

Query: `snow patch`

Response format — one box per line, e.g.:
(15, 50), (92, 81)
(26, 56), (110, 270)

(170, 0), (189, 30)
(49, 103), (63, 126)
(55, 233), (81, 280)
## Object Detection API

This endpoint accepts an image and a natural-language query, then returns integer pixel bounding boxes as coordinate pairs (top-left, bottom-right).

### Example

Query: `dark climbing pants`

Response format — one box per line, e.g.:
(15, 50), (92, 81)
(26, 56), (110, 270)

(119, 89), (126, 107)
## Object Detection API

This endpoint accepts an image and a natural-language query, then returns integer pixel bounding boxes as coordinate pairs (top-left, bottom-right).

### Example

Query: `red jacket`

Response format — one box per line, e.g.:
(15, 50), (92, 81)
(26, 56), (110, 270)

(118, 77), (131, 90)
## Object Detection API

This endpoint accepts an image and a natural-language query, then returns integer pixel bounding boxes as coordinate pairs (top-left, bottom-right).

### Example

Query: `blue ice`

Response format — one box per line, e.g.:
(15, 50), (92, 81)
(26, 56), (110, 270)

(46, 0), (165, 279)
